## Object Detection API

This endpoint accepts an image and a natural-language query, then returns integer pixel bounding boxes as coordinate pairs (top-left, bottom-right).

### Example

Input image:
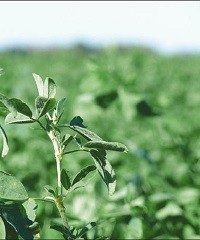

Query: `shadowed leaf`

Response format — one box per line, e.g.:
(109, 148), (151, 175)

(7, 98), (32, 118)
(70, 116), (87, 128)
(77, 222), (97, 238)
(44, 77), (56, 98)
(84, 141), (128, 152)
(72, 165), (96, 186)
(50, 224), (75, 239)
(90, 149), (116, 195)
(61, 169), (71, 190)
(0, 125), (9, 157)
(35, 97), (56, 118)
(0, 204), (35, 239)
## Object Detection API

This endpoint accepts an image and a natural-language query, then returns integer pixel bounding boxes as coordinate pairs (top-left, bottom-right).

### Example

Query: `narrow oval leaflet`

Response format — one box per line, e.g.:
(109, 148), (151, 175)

(61, 169), (71, 191)
(84, 141), (128, 152)
(5, 113), (35, 125)
(70, 126), (103, 141)
(0, 171), (29, 204)
(72, 165), (96, 186)
(32, 73), (44, 97)
(7, 98), (32, 118)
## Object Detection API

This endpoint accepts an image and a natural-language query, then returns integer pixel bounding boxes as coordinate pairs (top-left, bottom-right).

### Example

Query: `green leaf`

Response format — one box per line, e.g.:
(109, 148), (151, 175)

(1, 218), (19, 239)
(84, 141), (128, 152)
(77, 222), (97, 238)
(0, 102), (9, 117)
(126, 218), (143, 239)
(74, 137), (82, 147)
(7, 98), (32, 118)
(70, 116), (87, 128)
(0, 125), (9, 157)
(0, 95), (32, 118)
(55, 97), (66, 121)
(72, 165), (96, 186)
(61, 169), (71, 190)
(44, 77), (56, 99)
(5, 113), (35, 125)
(70, 126), (102, 141)
(39, 98), (56, 117)
(156, 202), (183, 220)
(0, 171), (28, 204)
(44, 185), (56, 197)
(0, 204), (35, 239)
(22, 199), (37, 222)
(0, 93), (17, 117)
(32, 73), (43, 97)
(0, 217), (6, 239)
(35, 96), (48, 116)
(62, 134), (74, 147)
(35, 97), (56, 118)
(50, 224), (75, 239)
(90, 149), (116, 195)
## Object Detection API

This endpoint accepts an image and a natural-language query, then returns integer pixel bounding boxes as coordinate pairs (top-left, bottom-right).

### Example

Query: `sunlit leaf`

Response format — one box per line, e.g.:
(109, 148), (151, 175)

(156, 202), (183, 220)
(0, 171), (28, 204)
(23, 199), (37, 222)
(70, 126), (102, 141)
(33, 73), (43, 97)
(0, 217), (6, 239)
(126, 218), (143, 239)
(5, 113), (35, 125)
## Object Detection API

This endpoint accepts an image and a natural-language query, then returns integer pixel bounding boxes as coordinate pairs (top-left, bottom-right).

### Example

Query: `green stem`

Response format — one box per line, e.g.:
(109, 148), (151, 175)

(44, 114), (70, 229)
(55, 197), (69, 228)
(47, 129), (62, 191)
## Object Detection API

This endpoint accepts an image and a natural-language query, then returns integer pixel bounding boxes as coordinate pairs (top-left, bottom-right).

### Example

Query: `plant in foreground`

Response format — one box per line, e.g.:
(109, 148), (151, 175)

(0, 73), (128, 239)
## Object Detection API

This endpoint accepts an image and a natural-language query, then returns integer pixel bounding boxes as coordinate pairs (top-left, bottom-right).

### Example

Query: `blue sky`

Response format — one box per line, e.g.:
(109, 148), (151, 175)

(1, 1), (200, 53)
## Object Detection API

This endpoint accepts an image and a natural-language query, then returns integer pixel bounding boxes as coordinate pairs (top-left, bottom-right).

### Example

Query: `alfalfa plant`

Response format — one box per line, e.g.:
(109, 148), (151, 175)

(0, 73), (128, 239)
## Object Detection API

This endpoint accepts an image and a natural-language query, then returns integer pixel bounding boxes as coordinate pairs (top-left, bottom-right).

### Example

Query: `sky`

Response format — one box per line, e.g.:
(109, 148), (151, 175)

(0, 1), (200, 53)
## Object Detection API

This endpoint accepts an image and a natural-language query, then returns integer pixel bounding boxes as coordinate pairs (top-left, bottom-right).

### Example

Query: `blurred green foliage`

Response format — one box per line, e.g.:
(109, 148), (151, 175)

(0, 45), (200, 239)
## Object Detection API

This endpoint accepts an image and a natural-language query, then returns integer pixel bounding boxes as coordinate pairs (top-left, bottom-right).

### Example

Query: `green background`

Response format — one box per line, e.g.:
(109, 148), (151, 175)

(0, 45), (200, 239)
